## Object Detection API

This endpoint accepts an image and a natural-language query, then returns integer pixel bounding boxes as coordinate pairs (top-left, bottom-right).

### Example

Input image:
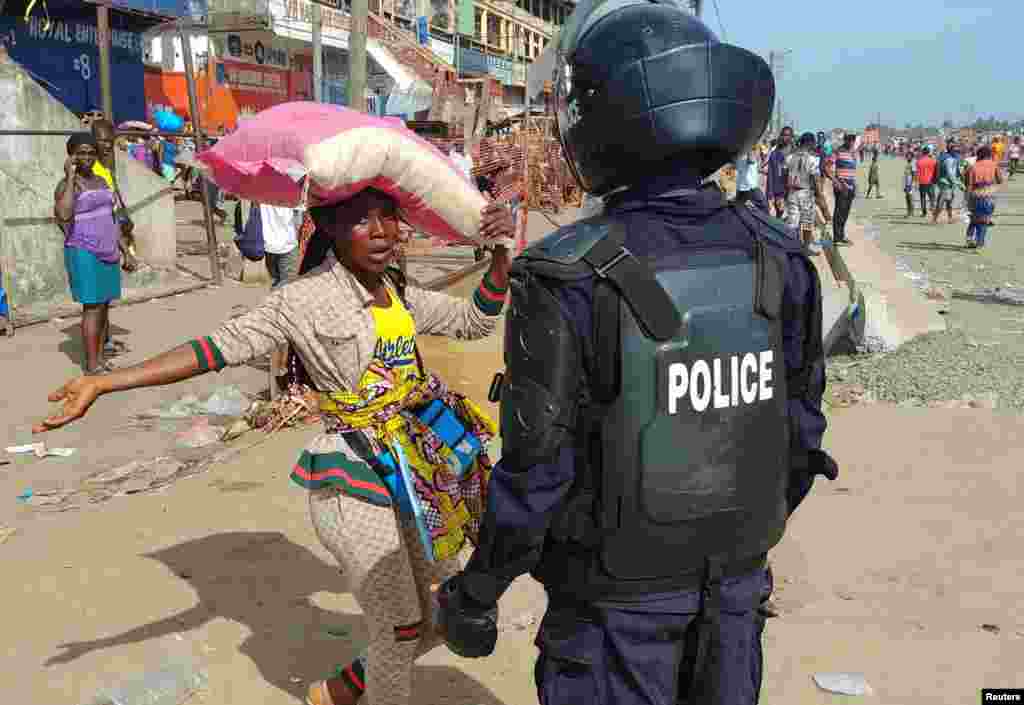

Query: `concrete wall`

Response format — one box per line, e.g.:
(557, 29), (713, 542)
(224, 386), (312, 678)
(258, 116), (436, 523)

(0, 54), (177, 319)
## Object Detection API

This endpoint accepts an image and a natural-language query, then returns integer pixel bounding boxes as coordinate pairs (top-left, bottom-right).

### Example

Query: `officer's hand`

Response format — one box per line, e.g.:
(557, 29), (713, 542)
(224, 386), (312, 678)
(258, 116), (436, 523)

(433, 576), (499, 659)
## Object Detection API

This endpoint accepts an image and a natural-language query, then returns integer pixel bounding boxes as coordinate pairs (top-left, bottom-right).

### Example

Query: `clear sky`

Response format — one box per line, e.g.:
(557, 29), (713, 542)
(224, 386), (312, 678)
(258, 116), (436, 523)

(705, 0), (1015, 132)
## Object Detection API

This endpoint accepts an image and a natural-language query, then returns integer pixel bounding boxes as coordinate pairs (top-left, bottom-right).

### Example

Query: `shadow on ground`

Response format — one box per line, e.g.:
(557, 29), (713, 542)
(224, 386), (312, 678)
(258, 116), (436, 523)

(894, 241), (972, 253)
(39, 532), (506, 704)
(57, 322), (132, 367)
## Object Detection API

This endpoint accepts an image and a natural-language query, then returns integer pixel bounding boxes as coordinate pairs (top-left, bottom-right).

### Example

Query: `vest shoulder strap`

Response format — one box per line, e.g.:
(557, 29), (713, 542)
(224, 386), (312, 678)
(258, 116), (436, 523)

(732, 204), (823, 398)
(517, 215), (681, 342)
(731, 204), (786, 320)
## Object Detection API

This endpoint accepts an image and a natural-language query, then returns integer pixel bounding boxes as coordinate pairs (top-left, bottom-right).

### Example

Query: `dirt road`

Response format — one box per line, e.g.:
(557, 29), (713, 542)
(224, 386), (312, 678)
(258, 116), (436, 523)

(2, 200), (1022, 704)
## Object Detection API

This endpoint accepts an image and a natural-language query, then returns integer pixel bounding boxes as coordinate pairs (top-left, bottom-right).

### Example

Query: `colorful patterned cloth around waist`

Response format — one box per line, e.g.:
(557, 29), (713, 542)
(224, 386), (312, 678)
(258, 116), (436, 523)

(66, 189), (120, 263)
(971, 182), (998, 198)
(290, 372), (497, 562)
(968, 192), (996, 223)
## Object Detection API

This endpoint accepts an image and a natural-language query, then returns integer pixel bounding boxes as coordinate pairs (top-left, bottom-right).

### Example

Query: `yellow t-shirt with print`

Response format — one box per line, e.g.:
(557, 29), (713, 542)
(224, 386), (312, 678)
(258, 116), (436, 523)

(359, 285), (420, 389)
(93, 161), (114, 189)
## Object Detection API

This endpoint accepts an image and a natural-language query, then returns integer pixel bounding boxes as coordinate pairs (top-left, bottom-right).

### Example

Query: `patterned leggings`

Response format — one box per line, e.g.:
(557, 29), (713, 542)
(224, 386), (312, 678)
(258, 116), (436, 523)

(309, 488), (461, 705)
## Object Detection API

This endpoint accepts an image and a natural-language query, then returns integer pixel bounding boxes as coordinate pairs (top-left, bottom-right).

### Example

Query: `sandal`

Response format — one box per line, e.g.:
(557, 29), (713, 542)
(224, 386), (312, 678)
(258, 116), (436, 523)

(104, 340), (131, 356)
(84, 360), (118, 376)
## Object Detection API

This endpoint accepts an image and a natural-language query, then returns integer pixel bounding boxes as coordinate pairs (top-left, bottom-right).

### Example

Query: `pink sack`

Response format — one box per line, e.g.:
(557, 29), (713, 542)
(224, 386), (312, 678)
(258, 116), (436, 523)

(197, 102), (488, 244)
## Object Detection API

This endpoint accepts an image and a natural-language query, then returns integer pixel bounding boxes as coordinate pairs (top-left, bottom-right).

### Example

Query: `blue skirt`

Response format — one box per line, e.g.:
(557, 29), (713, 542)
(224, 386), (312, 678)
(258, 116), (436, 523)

(65, 246), (122, 305)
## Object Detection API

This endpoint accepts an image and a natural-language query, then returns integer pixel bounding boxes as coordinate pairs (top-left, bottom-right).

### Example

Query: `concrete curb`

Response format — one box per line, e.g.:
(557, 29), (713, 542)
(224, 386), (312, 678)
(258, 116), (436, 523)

(9, 276), (212, 331)
(816, 241), (863, 356)
(817, 219), (947, 355)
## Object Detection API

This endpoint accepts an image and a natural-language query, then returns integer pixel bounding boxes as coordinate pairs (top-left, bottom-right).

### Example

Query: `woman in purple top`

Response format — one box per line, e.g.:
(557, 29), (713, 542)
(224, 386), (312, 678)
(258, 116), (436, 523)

(54, 133), (127, 374)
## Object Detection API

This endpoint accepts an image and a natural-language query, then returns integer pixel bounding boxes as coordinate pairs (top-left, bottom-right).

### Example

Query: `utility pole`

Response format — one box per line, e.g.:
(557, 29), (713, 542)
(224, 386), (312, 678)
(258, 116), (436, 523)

(768, 49), (791, 136)
(349, 0), (369, 111)
(179, 24), (223, 285)
(97, 3), (113, 121)
(312, 3), (323, 102)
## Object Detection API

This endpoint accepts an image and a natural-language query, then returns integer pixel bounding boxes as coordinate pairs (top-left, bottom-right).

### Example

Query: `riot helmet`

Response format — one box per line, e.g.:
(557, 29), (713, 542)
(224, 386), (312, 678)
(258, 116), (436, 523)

(554, 0), (775, 195)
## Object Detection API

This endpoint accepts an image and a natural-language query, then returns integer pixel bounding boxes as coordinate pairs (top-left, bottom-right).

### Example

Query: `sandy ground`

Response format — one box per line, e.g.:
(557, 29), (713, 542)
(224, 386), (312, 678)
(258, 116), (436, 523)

(3, 198), (1023, 704)
(850, 155), (1024, 345)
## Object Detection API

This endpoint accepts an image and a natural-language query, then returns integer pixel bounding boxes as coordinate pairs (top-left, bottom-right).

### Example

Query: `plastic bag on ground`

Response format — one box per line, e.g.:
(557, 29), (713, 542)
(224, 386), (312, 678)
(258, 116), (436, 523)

(203, 385), (249, 417)
(813, 672), (873, 696)
(86, 634), (208, 705)
(141, 394), (205, 420)
(175, 418), (222, 449)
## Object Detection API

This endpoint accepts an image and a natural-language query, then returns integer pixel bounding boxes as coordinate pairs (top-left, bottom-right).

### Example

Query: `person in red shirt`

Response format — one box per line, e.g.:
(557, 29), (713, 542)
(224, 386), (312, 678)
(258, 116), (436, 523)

(915, 147), (938, 217)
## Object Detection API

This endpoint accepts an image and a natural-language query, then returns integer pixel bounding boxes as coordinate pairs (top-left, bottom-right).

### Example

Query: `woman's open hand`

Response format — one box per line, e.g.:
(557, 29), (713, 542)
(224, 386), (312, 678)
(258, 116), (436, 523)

(33, 376), (104, 433)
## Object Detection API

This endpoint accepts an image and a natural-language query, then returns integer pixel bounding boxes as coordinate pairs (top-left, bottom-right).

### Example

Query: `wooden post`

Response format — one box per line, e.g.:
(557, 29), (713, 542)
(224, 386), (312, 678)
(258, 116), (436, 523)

(312, 3), (323, 102)
(516, 96), (530, 254)
(0, 225), (14, 336)
(97, 3), (114, 121)
(178, 25), (223, 285)
(349, 0), (369, 111)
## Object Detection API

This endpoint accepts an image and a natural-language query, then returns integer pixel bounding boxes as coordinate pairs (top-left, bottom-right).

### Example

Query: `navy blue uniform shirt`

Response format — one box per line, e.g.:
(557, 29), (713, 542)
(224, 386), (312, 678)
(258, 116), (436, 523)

(463, 172), (828, 605)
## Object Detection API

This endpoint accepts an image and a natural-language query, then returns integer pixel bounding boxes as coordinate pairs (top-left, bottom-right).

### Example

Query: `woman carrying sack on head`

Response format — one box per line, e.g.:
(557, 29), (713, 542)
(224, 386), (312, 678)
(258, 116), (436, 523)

(34, 187), (515, 705)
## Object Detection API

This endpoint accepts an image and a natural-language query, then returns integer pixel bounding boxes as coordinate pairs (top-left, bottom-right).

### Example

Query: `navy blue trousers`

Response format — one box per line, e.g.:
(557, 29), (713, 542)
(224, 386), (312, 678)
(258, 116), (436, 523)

(534, 569), (771, 705)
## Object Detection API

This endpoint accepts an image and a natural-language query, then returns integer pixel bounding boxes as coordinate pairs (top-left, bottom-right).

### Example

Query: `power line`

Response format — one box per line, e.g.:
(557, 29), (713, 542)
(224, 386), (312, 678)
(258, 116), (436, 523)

(710, 0), (726, 41)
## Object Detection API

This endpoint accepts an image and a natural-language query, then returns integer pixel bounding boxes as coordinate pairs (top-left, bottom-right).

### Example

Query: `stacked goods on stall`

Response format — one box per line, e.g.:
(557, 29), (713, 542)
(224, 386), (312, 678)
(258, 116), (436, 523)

(520, 117), (579, 213)
(472, 137), (524, 205)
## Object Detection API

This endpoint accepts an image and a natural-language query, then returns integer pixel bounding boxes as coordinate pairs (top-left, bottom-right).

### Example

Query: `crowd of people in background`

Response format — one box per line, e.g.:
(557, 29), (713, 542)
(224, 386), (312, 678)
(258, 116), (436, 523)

(731, 126), (1014, 254)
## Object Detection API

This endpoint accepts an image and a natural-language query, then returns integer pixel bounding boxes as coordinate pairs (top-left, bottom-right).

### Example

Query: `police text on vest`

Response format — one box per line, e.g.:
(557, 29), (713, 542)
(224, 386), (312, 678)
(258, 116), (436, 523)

(666, 351), (774, 414)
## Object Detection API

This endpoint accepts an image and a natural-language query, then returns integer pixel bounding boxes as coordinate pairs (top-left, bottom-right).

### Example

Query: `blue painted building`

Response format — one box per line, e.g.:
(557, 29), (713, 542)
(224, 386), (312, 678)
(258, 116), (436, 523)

(0, 0), (180, 123)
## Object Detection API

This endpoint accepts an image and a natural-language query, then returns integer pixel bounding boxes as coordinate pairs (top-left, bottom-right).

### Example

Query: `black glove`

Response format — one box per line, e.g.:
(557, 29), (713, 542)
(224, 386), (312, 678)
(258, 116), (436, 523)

(809, 448), (839, 480)
(787, 448), (839, 515)
(435, 575), (499, 659)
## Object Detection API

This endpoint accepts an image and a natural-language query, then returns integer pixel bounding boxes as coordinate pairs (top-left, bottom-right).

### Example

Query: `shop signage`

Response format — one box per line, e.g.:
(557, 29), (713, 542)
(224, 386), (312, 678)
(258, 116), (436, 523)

(220, 58), (288, 95)
(19, 14), (144, 55)
(110, 0), (208, 19)
(0, 15), (146, 122)
(224, 33), (289, 69)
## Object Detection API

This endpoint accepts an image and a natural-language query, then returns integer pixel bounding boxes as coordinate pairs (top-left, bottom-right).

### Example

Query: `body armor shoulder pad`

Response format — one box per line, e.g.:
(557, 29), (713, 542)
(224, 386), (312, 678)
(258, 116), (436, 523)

(742, 206), (804, 252)
(515, 216), (617, 282)
(733, 204), (817, 270)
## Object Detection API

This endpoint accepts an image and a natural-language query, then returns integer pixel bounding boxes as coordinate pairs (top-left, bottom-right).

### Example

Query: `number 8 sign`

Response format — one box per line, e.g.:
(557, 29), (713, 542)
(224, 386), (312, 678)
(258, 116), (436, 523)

(72, 54), (91, 80)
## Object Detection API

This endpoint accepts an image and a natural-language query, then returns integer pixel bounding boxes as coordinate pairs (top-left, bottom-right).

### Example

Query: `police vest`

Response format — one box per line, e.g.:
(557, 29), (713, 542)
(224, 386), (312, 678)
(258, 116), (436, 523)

(517, 209), (793, 600)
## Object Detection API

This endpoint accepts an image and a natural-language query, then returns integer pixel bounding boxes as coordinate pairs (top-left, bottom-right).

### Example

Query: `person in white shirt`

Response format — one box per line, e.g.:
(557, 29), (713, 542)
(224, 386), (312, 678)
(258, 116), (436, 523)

(1009, 137), (1021, 180)
(259, 203), (303, 393)
(733, 147), (769, 212)
(261, 203), (301, 288)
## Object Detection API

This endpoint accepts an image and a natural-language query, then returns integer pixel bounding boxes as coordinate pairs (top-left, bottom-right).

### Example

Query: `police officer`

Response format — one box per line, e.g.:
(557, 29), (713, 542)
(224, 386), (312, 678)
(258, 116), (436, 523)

(436, 3), (837, 704)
